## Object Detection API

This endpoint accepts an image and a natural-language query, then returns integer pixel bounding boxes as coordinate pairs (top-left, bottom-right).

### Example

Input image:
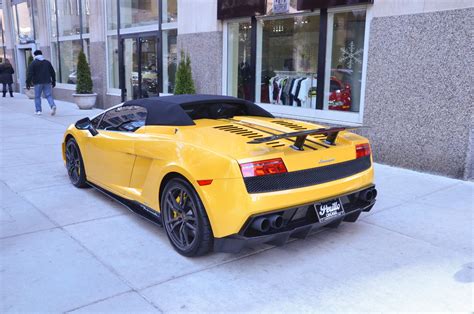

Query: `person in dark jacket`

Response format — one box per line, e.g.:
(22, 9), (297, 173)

(26, 50), (57, 116)
(0, 59), (15, 97)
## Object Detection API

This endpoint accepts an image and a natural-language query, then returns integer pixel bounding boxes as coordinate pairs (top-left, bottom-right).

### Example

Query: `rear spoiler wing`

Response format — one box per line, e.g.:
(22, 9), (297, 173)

(248, 126), (363, 151)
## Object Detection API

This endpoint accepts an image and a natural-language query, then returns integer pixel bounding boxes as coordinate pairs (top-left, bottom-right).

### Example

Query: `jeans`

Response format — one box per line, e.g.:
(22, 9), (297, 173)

(34, 84), (56, 112)
(2, 83), (13, 92)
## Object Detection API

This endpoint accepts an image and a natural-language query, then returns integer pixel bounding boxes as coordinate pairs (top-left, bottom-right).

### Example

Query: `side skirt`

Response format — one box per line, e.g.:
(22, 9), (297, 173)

(87, 182), (162, 227)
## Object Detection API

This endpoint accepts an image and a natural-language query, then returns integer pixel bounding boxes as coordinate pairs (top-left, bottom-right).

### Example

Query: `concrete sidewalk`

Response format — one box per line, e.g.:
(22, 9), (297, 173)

(1, 94), (473, 313)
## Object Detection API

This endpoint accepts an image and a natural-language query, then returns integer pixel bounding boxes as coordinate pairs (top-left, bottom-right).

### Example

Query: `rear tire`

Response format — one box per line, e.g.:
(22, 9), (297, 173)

(161, 177), (213, 257)
(65, 138), (88, 188)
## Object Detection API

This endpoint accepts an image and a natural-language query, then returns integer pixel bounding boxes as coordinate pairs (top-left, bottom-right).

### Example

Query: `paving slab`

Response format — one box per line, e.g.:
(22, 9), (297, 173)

(0, 144), (64, 168)
(0, 228), (130, 313)
(68, 291), (159, 313)
(417, 181), (474, 209)
(362, 197), (473, 254)
(0, 182), (55, 238)
(0, 161), (69, 192)
(20, 184), (129, 226)
(374, 164), (460, 201)
(0, 114), (65, 132)
(0, 111), (32, 121)
(141, 222), (472, 312)
(65, 214), (270, 290)
(0, 130), (64, 144)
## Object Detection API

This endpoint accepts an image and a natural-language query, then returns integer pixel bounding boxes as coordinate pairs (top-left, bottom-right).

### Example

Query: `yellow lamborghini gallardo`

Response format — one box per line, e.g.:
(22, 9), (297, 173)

(62, 95), (377, 256)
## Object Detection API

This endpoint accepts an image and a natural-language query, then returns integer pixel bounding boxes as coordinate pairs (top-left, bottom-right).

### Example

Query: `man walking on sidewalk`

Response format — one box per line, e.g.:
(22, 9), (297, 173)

(26, 50), (57, 116)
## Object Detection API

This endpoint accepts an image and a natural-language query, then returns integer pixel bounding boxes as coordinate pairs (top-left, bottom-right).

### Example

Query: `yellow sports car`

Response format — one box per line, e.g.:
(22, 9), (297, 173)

(62, 95), (376, 256)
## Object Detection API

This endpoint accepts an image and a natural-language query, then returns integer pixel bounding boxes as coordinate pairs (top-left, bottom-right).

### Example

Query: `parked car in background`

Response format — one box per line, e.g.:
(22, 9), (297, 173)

(329, 77), (352, 111)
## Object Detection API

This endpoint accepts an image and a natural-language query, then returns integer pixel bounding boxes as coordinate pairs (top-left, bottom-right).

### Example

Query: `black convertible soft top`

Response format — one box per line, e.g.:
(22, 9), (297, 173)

(122, 94), (274, 126)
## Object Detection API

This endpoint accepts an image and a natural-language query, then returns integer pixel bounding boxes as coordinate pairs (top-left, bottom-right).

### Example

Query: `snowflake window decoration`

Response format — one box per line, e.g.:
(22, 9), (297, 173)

(338, 41), (363, 69)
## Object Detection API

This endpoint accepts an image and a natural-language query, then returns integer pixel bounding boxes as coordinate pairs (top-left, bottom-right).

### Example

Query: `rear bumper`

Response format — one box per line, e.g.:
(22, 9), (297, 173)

(213, 185), (376, 253)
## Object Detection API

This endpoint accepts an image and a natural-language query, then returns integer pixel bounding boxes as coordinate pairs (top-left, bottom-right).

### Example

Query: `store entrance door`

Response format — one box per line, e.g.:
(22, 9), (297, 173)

(16, 48), (33, 92)
(119, 33), (161, 101)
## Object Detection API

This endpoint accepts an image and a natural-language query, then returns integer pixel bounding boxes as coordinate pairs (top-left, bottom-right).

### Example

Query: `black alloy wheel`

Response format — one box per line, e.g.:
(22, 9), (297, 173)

(161, 178), (213, 257)
(65, 139), (88, 188)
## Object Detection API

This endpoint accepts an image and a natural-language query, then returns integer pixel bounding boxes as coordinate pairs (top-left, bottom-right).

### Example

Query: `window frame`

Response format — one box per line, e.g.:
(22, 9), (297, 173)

(49, 0), (91, 86)
(104, 0), (178, 99)
(222, 4), (372, 125)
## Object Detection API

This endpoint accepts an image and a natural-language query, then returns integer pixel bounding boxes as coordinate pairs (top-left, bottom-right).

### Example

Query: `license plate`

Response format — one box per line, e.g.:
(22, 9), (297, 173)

(314, 199), (344, 222)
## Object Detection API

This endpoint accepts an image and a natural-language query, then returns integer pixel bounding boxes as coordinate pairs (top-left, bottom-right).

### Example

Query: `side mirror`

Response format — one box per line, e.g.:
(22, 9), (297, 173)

(75, 117), (99, 136)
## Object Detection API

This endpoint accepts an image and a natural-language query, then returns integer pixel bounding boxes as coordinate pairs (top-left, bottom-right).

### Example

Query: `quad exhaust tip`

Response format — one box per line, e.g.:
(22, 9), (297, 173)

(269, 214), (283, 229)
(360, 188), (377, 202)
(251, 214), (284, 232)
(251, 217), (270, 232)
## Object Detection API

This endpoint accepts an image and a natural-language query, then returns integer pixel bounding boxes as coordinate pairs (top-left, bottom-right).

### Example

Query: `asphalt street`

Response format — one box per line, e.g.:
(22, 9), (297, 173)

(1, 94), (473, 312)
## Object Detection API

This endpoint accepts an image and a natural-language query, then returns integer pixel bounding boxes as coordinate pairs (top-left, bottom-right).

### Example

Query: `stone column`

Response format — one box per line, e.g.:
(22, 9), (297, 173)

(2, 0), (18, 90)
(177, 0), (223, 94)
(35, 0), (52, 60)
(88, 0), (107, 108)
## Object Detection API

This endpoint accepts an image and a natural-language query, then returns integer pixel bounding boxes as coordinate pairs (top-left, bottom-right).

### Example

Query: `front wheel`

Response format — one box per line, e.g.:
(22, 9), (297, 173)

(161, 178), (213, 257)
(65, 139), (88, 188)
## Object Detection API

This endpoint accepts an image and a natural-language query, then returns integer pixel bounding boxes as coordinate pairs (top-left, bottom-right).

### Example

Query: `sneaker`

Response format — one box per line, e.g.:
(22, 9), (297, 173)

(35, 111), (42, 115)
(51, 106), (57, 116)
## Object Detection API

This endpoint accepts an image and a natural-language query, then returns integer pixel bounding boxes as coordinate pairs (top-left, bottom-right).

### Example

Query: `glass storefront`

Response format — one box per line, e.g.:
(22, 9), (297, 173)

(49, 0), (91, 85)
(12, 1), (35, 44)
(53, 0), (90, 37)
(0, 9), (5, 60)
(225, 6), (368, 122)
(56, 0), (81, 36)
(162, 0), (177, 23)
(325, 10), (366, 112)
(105, 0), (177, 99)
(162, 29), (177, 93)
(139, 37), (159, 98)
(226, 21), (252, 100)
(258, 15), (320, 106)
(121, 36), (159, 100)
(107, 36), (120, 89)
(106, 0), (118, 30)
(119, 0), (159, 29)
(52, 39), (90, 84)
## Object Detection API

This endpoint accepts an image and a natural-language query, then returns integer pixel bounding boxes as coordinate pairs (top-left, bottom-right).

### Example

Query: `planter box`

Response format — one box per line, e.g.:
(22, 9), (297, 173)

(24, 87), (35, 99)
(73, 93), (97, 110)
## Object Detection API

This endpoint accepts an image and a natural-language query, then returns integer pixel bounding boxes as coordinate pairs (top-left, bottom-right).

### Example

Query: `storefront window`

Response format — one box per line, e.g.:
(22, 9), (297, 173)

(0, 9), (5, 59)
(54, 39), (90, 84)
(55, 0), (80, 36)
(162, 29), (177, 93)
(119, 0), (159, 29)
(0, 9), (3, 35)
(13, 1), (35, 43)
(325, 10), (366, 113)
(227, 21), (252, 100)
(257, 15), (320, 106)
(50, 0), (58, 38)
(50, 0), (90, 37)
(106, 0), (118, 30)
(107, 36), (120, 89)
(82, 0), (91, 34)
(162, 0), (177, 23)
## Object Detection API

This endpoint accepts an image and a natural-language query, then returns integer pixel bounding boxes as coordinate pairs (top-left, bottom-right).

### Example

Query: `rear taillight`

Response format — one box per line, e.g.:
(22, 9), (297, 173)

(240, 158), (287, 178)
(356, 143), (371, 159)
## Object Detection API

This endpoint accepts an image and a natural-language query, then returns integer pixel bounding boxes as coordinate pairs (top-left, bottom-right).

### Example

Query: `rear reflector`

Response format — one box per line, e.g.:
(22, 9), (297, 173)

(240, 158), (287, 178)
(197, 179), (213, 186)
(356, 143), (371, 159)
